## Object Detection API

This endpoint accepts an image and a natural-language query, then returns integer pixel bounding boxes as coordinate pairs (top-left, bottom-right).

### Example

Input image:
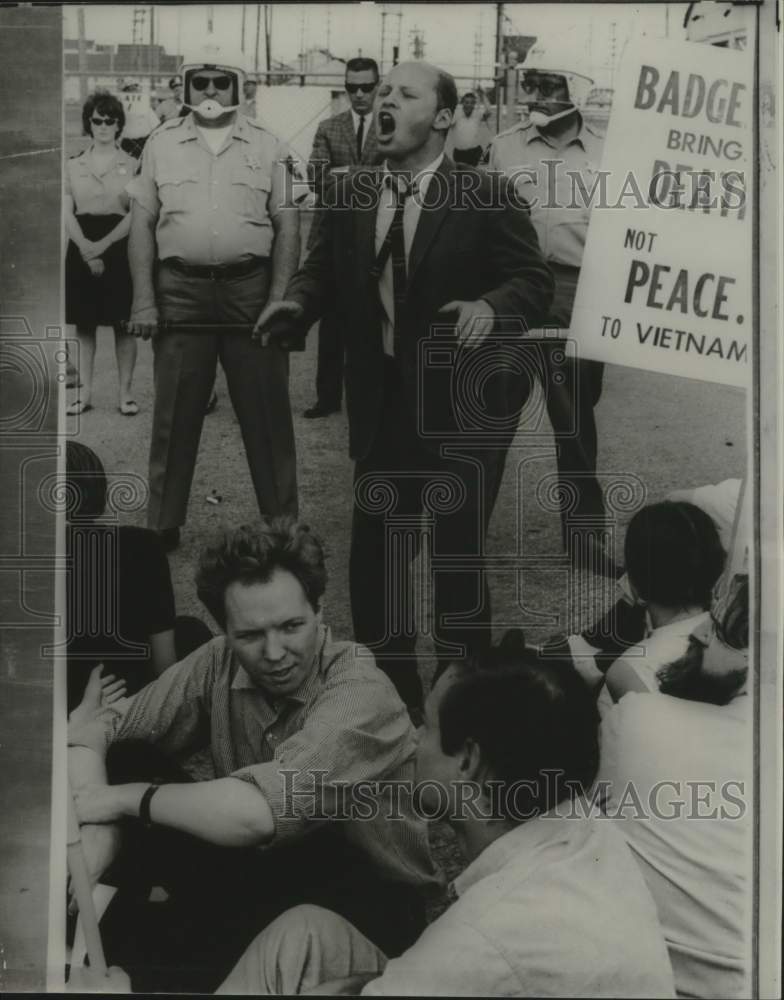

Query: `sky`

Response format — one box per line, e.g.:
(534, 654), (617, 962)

(63, 3), (688, 87)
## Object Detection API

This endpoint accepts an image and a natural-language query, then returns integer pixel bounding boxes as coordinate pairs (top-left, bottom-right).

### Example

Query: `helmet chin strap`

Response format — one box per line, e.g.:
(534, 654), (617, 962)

(184, 98), (240, 120)
(525, 103), (577, 127)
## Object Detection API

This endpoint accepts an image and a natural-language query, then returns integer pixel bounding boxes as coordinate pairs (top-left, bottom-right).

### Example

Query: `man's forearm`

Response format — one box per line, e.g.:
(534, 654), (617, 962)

(105, 777), (275, 847)
(269, 213), (301, 301)
(128, 203), (158, 308)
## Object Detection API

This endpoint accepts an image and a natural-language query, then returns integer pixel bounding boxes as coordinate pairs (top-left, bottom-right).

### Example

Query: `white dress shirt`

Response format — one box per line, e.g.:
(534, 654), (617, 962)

(375, 153), (444, 357)
(362, 811), (675, 996)
(600, 692), (751, 998)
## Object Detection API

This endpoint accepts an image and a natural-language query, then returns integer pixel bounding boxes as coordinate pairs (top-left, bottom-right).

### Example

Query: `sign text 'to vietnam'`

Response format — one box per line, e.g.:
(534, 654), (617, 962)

(570, 40), (752, 388)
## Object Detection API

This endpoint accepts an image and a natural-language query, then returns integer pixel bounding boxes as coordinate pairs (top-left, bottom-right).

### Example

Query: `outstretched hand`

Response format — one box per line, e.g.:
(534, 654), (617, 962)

(252, 300), (305, 347)
(69, 665), (127, 730)
(437, 298), (495, 349)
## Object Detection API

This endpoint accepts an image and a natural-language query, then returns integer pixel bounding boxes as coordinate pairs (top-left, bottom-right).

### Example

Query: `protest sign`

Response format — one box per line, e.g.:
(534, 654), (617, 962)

(570, 39), (753, 388)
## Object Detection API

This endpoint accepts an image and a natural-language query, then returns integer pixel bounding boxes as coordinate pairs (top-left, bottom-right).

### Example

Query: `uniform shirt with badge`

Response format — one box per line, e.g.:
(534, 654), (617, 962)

(126, 112), (291, 266)
(65, 145), (136, 215)
(486, 116), (605, 268)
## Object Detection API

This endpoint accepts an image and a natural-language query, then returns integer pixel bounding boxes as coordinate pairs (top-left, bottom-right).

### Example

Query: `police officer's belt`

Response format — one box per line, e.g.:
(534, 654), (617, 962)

(162, 256), (268, 281)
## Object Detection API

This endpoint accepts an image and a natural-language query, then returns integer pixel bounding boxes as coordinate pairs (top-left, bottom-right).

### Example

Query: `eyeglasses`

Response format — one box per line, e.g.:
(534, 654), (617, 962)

(520, 75), (566, 98)
(191, 75), (232, 92)
(346, 83), (376, 95)
(91, 116), (117, 127)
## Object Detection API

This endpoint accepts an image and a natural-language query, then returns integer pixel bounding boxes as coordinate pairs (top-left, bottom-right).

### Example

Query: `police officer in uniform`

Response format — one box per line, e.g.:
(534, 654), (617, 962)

(486, 66), (620, 577)
(126, 46), (300, 550)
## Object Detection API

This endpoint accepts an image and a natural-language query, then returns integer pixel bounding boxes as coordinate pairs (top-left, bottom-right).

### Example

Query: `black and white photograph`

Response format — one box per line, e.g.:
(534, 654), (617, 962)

(0, 2), (781, 994)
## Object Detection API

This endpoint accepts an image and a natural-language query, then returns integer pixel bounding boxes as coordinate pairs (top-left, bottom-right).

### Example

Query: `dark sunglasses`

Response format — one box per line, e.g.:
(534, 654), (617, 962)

(521, 76), (565, 98)
(346, 83), (376, 95)
(91, 115), (117, 126)
(191, 75), (232, 92)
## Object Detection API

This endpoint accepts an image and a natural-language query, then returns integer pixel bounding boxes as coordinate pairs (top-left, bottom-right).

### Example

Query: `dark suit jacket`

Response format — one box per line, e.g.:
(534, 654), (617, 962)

(308, 109), (380, 203)
(287, 157), (554, 460)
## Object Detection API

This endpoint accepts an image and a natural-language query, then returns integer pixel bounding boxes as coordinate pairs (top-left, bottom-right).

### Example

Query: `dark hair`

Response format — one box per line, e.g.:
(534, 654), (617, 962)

(345, 57), (379, 82)
(195, 518), (327, 630)
(82, 91), (125, 137)
(169, 75), (182, 89)
(624, 501), (725, 609)
(65, 440), (107, 519)
(437, 635), (600, 821)
(435, 69), (458, 114)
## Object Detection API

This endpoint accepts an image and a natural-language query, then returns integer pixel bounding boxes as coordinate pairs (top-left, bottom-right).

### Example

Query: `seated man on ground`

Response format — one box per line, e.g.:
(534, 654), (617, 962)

(599, 572), (751, 998)
(218, 630), (675, 997)
(545, 498), (726, 704)
(68, 518), (438, 993)
(65, 440), (212, 710)
(550, 479), (741, 679)
(602, 500), (726, 703)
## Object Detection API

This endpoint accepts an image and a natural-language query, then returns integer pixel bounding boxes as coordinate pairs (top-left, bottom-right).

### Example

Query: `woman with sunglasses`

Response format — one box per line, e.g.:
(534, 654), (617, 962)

(65, 91), (138, 416)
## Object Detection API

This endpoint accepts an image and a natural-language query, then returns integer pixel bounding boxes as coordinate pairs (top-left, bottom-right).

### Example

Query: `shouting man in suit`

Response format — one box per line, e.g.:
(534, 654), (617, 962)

(304, 56), (381, 418)
(257, 62), (553, 713)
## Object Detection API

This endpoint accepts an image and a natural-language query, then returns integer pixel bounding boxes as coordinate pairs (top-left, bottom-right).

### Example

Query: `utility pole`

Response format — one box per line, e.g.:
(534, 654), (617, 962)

(380, 6), (387, 75)
(265, 6), (272, 85)
(241, 5), (246, 54)
(77, 5), (87, 102)
(149, 5), (155, 83)
(254, 4), (261, 75)
(494, 3), (504, 132)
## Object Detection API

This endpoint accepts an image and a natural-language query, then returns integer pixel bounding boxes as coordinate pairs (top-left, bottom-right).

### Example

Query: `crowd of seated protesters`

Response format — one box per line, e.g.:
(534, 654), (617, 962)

(67, 478), (750, 998)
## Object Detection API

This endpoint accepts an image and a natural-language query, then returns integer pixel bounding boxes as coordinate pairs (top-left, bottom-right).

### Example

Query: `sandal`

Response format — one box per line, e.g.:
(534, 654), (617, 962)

(66, 399), (93, 416)
(118, 400), (139, 416)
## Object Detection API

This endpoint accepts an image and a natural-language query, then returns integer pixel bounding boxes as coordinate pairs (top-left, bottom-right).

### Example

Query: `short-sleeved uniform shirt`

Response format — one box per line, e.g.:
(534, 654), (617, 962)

(102, 625), (439, 889)
(126, 112), (287, 265)
(486, 116), (605, 268)
(65, 145), (136, 216)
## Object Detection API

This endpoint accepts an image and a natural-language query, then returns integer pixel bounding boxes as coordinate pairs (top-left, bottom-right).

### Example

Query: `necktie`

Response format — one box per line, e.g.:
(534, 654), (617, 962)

(356, 114), (365, 160)
(371, 177), (412, 357)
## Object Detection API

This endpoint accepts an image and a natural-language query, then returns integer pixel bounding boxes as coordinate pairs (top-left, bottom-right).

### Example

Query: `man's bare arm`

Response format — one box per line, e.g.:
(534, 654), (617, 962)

(74, 777), (275, 848)
(127, 202), (159, 337)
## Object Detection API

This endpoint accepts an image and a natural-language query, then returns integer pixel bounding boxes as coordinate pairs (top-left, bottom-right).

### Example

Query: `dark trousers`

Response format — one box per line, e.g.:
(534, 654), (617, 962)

(314, 307), (344, 409)
(542, 263), (605, 545)
(148, 261), (298, 531)
(350, 359), (505, 710)
(99, 745), (425, 993)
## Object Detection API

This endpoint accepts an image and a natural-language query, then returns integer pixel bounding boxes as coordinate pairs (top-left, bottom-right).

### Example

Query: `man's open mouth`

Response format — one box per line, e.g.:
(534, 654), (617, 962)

(377, 111), (396, 137)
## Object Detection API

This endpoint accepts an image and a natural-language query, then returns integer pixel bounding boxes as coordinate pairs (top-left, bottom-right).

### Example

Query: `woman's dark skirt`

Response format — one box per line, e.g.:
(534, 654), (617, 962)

(65, 213), (132, 327)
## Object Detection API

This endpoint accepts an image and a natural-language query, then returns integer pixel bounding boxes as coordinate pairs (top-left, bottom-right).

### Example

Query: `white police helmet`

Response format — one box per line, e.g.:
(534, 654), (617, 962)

(181, 43), (245, 119)
(518, 65), (594, 126)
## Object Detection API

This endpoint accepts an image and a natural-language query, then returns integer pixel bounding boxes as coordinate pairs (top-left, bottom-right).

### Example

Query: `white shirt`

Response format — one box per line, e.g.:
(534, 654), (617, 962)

(195, 123), (233, 155)
(600, 692), (751, 999)
(375, 153), (444, 357)
(351, 109), (371, 151)
(362, 811), (675, 997)
(595, 610), (711, 718)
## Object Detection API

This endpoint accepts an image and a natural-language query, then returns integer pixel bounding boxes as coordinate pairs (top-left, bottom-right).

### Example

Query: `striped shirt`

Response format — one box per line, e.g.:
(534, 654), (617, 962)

(105, 625), (439, 889)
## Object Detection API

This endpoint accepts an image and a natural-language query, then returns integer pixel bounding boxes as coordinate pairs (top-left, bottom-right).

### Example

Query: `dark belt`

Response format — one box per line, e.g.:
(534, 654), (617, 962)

(161, 256), (268, 281)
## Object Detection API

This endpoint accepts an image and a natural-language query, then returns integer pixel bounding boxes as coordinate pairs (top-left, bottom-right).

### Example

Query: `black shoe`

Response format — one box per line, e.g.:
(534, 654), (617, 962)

(156, 527), (181, 552)
(570, 535), (623, 579)
(303, 402), (340, 419)
(205, 391), (218, 415)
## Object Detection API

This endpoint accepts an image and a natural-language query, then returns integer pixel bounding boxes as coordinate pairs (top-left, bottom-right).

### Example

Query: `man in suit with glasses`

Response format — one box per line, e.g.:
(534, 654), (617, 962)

(303, 57), (381, 419)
